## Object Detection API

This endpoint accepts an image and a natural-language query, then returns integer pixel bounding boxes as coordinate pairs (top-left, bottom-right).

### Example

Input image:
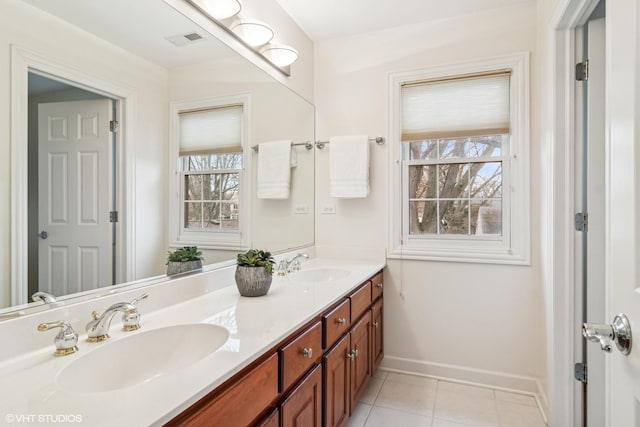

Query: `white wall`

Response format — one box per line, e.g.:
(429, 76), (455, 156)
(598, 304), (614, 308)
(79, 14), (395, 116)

(314, 2), (545, 393)
(0, 0), (169, 307)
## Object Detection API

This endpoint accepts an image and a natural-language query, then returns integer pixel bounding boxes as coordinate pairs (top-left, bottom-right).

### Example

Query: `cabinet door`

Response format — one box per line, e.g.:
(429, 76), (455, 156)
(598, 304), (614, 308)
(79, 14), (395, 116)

(323, 334), (351, 427)
(349, 311), (372, 410)
(371, 298), (383, 372)
(281, 364), (322, 427)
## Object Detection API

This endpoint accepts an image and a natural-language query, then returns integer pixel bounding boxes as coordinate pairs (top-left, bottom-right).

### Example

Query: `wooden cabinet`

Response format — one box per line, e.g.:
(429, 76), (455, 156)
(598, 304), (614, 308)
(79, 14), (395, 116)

(168, 270), (383, 427)
(371, 298), (383, 372)
(322, 299), (351, 349)
(167, 353), (279, 427)
(349, 311), (372, 410)
(281, 365), (322, 427)
(280, 321), (322, 392)
(323, 334), (351, 427)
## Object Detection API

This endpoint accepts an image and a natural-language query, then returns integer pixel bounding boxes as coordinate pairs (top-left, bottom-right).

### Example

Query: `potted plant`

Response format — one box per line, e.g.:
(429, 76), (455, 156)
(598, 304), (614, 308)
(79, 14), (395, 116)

(235, 249), (275, 297)
(166, 246), (203, 276)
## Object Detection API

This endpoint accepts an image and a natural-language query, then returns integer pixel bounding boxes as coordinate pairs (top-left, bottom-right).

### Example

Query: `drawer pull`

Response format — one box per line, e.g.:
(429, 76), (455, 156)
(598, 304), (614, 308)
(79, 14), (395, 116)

(336, 317), (346, 325)
(373, 321), (379, 328)
(376, 283), (383, 288)
(302, 347), (313, 358)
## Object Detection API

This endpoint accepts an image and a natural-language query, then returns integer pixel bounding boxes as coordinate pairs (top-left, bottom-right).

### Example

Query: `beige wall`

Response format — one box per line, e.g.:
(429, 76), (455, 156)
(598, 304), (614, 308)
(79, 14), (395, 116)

(0, 0), (169, 307)
(314, 2), (545, 393)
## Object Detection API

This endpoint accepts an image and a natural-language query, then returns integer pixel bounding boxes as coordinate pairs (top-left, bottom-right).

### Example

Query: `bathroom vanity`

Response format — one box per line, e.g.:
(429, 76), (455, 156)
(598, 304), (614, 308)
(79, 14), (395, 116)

(0, 258), (384, 427)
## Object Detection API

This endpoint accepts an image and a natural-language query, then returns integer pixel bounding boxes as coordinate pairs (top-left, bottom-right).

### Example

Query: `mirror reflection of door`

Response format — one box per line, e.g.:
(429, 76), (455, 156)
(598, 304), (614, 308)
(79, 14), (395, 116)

(28, 73), (117, 299)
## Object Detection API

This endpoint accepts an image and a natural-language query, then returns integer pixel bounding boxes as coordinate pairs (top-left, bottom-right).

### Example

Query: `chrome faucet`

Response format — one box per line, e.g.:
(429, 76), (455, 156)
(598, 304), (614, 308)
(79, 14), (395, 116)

(86, 302), (137, 342)
(32, 291), (57, 304)
(38, 320), (78, 356)
(277, 253), (309, 276)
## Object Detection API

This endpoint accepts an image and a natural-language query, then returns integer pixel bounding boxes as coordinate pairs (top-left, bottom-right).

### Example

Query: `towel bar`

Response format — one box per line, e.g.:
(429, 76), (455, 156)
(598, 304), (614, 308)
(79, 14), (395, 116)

(252, 141), (313, 152)
(315, 136), (384, 149)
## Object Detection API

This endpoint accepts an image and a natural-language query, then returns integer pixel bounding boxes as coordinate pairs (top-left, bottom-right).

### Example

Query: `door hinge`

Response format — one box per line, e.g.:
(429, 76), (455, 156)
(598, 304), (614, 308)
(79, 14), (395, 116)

(109, 120), (119, 132)
(576, 60), (589, 81)
(575, 212), (588, 231)
(575, 362), (588, 383)
(109, 211), (119, 223)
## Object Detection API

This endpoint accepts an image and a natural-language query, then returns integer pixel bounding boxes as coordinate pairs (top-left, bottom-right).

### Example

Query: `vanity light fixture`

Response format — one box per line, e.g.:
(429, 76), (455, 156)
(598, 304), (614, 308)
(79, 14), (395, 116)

(194, 0), (241, 20)
(260, 43), (299, 67)
(185, 0), (298, 76)
(230, 19), (274, 47)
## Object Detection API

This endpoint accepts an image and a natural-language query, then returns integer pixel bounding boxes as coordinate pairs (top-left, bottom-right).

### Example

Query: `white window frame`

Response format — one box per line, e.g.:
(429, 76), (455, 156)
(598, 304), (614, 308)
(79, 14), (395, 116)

(169, 94), (252, 250)
(388, 53), (530, 265)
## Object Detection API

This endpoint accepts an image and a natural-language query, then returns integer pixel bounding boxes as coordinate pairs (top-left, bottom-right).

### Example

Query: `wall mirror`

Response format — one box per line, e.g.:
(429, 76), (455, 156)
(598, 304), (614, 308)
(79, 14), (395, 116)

(0, 0), (314, 317)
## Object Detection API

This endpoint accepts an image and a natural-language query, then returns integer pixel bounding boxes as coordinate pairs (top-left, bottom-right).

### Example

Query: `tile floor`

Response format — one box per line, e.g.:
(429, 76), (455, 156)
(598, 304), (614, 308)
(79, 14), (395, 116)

(346, 370), (546, 427)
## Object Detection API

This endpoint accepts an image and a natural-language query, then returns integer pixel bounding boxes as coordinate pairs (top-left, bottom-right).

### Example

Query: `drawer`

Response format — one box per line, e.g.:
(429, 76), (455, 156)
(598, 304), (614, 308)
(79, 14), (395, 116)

(350, 281), (372, 322)
(280, 321), (322, 392)
(171, 352), (279, 427)
(371, 271), (383, 301)
(323, 298), (351, 349)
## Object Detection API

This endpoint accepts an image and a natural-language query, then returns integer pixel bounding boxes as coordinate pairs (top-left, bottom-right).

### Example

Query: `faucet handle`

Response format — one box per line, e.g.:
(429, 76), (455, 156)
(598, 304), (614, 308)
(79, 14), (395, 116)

(38, 320), (79, 356)
(277, 260), (288, 277)
(291, 260), (302, 272)
(122, 293), (148, 332)
(130, 293), (148, 305)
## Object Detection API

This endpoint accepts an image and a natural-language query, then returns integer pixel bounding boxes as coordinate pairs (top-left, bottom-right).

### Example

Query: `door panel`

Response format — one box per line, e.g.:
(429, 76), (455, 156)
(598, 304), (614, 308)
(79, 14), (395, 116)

(38, 99), (112, 296)
(607, 0), (640, 424)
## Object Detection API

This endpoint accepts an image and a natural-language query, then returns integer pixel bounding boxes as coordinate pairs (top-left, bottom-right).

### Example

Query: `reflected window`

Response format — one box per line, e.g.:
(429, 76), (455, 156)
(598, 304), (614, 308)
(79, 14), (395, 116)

(170, 98), (249, 250)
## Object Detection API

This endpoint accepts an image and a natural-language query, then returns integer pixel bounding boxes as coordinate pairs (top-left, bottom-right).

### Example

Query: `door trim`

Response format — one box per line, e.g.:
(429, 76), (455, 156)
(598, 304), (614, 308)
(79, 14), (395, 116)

(547, 0), (601, 426)
(10, 45), (136, 304)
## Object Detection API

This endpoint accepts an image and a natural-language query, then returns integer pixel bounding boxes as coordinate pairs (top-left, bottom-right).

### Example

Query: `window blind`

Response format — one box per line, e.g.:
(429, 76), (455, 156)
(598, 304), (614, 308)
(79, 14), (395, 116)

(401, 71), (511, 141)
(179, 104), (243, 155)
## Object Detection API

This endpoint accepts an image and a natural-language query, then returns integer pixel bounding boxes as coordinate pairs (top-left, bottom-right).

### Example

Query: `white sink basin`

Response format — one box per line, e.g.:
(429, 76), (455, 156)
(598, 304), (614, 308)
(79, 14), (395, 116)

(57, 324), (229, 392)
(292, 268), (350, 283)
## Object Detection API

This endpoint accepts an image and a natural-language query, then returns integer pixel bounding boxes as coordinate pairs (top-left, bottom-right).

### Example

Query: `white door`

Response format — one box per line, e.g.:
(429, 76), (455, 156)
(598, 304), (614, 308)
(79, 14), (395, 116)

(589, 0), (640, 425)
(38, 99), (113, 296)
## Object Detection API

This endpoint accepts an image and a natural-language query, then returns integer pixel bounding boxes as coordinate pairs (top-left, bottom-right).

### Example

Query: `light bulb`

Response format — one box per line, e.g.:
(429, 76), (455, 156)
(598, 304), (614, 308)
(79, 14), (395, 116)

(230, 19), (274, 47)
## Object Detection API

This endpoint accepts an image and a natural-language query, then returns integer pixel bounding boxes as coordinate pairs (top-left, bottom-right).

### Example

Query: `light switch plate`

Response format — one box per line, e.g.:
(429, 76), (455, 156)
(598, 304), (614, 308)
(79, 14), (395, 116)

(321, 203), (336, 215)
(294, 204), (309, 214)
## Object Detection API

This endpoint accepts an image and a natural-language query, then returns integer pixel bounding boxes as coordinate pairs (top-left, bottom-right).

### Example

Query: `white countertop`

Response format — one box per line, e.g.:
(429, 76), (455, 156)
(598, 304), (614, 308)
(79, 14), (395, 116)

(0, 258), (384, 427)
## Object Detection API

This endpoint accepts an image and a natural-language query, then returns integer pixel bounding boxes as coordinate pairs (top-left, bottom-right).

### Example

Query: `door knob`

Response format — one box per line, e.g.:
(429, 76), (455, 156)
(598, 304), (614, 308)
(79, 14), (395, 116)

(38, 230), (48, 240)
(583, 313), (632, 355)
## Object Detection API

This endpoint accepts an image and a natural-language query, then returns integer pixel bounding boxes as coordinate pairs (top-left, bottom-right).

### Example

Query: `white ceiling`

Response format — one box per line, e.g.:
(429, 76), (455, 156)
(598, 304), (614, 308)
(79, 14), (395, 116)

(274, 0), (535, 41)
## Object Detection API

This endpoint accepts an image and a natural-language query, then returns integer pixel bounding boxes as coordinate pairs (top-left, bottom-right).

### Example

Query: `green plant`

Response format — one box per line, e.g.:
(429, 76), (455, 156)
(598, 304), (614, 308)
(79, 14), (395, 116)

(166, 246), (203, 264)
(236, 249), (275, 275)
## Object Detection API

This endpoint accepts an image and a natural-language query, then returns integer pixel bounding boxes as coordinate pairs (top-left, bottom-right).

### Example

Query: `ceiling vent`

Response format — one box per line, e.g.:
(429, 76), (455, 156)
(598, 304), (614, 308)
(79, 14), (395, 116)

(166, 32), (205, 47)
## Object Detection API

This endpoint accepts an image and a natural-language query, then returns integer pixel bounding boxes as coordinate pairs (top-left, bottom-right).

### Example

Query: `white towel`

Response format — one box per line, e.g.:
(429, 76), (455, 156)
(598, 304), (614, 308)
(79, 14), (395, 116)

(257, 140), (292, 199)
(329, 135), (370, 198)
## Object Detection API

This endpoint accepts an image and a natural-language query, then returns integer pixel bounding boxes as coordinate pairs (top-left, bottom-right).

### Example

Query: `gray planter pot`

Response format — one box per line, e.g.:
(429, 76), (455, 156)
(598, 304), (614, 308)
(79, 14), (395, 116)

(167, 260), (203, 276)
(235, 265), (273, 297)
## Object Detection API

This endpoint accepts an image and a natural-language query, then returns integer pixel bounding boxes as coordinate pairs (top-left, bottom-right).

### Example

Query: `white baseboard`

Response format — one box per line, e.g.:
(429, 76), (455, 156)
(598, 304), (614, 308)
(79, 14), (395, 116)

(381, 355), (540, 395)
(535, 378), (549, 425)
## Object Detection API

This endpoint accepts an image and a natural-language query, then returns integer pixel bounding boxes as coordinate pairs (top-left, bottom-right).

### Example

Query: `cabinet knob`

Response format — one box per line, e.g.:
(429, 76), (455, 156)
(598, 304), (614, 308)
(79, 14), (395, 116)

(336, 317), (346, 325)
(352, 348), (359, 358)
(373, 321), (379, 328)
(346, 351), (354, 360)
(302, 347), (313, 358)
(376, 283), (383, 288)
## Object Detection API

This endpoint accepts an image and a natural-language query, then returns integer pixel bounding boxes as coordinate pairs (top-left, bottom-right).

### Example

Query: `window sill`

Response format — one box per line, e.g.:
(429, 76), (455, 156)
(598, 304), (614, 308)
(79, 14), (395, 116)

(386, 245), (530, 266)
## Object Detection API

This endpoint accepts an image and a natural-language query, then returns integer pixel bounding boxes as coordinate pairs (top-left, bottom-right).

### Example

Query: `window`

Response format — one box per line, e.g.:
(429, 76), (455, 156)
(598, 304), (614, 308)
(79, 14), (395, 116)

(169, 95), (251, 250)
(388, 53), (530, 264)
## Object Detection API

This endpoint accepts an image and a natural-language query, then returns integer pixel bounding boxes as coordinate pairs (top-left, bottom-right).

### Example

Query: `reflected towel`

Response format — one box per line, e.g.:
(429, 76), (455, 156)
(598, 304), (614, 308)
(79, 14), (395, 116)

(257, 140), (292, 199)
(329, 135), (369, 198)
